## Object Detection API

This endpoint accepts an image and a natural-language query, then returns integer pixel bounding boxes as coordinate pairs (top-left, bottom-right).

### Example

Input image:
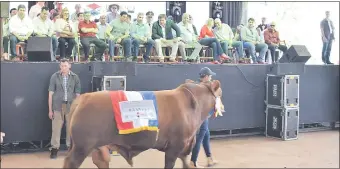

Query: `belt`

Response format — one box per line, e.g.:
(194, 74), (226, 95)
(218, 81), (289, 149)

(62, 101), (69, 104)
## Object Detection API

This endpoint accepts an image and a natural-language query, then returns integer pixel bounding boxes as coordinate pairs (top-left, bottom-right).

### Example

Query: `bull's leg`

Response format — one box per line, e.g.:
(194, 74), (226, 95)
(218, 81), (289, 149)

(92, 147), (110, 168)
(179, 155), (189, 168)
(164, 148), (183, 169)
(63, 145), (92, 168)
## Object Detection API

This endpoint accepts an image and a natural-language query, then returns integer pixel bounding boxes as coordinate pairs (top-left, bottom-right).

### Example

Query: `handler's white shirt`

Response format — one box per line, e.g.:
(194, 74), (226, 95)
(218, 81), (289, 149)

(9, 15), (34, 36)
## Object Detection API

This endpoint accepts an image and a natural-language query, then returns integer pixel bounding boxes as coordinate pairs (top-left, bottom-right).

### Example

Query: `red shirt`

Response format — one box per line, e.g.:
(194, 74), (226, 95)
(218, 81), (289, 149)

(79, 21), (97, 37)
(264, 29), (280, 44)
(199, 25), (214, 39)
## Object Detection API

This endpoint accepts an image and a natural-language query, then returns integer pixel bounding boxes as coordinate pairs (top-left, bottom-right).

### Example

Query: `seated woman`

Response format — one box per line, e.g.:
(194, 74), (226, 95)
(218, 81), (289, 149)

(199, 18), (230, 64)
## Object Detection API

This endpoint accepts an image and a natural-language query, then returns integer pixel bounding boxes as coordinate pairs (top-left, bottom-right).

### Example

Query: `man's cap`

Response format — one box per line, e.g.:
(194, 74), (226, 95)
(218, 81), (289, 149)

(199, 67), (216, 76)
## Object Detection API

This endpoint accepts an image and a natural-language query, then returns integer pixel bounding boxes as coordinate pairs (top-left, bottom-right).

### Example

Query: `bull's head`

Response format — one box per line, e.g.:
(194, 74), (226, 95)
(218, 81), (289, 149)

(208, 80), (225, 117)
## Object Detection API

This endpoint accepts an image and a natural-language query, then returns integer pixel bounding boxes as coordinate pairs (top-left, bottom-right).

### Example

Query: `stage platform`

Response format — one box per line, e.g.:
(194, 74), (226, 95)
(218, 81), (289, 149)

(0, 62), (339, 144)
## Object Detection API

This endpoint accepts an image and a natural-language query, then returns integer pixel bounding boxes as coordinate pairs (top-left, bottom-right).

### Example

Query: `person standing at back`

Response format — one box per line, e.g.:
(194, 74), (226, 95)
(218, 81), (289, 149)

(320, 11), (335, 64)
(48, 59), (81, 159)
(189, 67), (219, 168)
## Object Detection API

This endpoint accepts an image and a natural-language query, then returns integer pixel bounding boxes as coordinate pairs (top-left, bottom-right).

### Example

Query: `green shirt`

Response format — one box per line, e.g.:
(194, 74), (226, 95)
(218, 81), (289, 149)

(109, 18), (130, 42)
(240, 26), (260, 42)
(130, 22), (151, 40)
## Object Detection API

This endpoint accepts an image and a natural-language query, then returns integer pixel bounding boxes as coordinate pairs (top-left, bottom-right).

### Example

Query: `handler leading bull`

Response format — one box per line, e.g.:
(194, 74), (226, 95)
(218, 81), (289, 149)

(63, 78), (224, 168)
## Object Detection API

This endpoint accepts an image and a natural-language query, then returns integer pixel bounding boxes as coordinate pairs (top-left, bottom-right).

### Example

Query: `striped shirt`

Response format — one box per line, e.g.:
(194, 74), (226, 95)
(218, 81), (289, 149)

(62, 72), (70, 101)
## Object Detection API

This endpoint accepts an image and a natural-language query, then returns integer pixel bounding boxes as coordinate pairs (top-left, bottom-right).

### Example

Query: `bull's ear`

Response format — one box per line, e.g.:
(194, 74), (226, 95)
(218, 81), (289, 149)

(185, 79), (195, 83)
(211, 80), (221, 91)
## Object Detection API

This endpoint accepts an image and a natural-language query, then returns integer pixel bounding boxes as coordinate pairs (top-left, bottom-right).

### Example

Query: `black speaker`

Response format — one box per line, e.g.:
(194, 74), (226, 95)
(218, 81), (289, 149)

(166, 1), (186, 23)
(0, 2), (10, 18)
(209, 1), (224, 20)
(278, 45), (311, 63)
(26, 37), (53, 62)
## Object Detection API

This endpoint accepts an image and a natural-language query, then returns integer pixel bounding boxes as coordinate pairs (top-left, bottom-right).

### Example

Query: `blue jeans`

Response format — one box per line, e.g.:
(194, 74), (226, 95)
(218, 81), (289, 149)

(199, 38), (224, 61)
(221, 41), (244, 59)
(190, 118), (211, 163)
(243, 42), (268, 63)
(322, 40), (333, 63)
(108, 38), (132, 58)
(132, 38), (155, 59)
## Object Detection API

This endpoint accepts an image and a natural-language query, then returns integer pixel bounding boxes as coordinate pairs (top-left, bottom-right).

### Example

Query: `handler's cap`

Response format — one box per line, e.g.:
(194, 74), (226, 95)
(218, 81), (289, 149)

(199, 67), (216, 76)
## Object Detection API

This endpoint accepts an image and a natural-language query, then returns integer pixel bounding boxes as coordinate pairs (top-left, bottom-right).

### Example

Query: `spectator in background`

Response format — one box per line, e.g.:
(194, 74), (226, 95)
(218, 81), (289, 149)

(264, 21), (287, 63)
(241, 18), (268, 64)
(52, 12), (60, 22)
(29, 1), (45, 20)
(9, 4), (34, 59)
(199, 18), (230, 64)
(48, 58), (81, 159)
(177, 13), (202, 61)
(320, 11), (335, 64)
(106, 11), (132, 61)
(72, 12), (84, 59)
(257, 17), (268, 32)
(2, 8), (16, 60)
(106, 4), (119, 23)
(97, 15), (109, 42)
(70, 4), (81, 22)
(152, 14), (186, 62)
(130, 12), (155, 62)
(33, 7), (58, 61)
(79, 11), (107, 61)
(213, 18), (244, 61)
(146, 11), (155, 36)
(49, 1), (63, 20)
(54, 8), (76, 60)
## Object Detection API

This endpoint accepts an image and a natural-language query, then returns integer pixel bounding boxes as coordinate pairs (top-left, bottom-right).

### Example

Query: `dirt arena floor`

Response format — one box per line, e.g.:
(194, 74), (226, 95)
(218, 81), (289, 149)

(1, 131), (339, 168)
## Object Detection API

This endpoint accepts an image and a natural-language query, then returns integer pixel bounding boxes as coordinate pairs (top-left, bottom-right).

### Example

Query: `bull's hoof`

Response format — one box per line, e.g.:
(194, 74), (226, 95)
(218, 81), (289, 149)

(127, 159), (134, 167)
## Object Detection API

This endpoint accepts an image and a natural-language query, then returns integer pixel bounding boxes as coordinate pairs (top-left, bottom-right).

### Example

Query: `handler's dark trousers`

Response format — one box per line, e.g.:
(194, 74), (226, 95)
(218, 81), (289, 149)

(50, 103), (71, 149)
(191, 118), (212, 163)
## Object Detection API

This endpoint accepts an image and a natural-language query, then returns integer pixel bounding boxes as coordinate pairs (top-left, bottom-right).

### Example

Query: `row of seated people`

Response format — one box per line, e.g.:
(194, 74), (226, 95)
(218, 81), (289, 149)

(4, 5), (287, 64)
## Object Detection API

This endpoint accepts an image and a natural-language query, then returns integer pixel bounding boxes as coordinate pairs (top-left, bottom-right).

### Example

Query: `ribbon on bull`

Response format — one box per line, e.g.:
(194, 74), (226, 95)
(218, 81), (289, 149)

(214, 97), (224, 117)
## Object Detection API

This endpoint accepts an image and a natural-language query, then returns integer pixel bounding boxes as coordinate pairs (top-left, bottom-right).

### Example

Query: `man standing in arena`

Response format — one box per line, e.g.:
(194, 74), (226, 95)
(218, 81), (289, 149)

(320, 11), (335, 64)
(48, 59), (81, 159)
(189, 67), (218, 168)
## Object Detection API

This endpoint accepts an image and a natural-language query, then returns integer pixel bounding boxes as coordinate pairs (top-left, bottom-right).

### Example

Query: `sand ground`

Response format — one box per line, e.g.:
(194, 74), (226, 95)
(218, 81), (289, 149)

(1, 131), (339, 168)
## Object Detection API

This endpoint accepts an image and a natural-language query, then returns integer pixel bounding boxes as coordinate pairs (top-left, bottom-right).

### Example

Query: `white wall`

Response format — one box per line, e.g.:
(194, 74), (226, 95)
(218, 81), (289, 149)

(248, 2), (339, 64)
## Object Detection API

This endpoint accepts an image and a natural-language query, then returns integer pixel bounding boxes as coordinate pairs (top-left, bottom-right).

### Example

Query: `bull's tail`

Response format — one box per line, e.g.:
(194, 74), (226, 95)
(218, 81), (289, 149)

(67, 95), (82, 152)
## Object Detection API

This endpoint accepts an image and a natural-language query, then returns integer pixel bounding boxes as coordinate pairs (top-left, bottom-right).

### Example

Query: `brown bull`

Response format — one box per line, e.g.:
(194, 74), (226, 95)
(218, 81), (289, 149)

(63, 80), (223, 168)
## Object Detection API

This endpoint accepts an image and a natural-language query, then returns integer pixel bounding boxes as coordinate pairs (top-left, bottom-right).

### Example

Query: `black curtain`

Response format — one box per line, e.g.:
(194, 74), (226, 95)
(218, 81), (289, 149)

(220, 1), (244, 28)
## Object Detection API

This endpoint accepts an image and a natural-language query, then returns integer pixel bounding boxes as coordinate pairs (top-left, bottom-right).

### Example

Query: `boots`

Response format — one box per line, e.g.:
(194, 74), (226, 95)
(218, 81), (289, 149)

(50, 148), (58, 159)
(189, 161), (205, 168)
(207, 157), (218, 167)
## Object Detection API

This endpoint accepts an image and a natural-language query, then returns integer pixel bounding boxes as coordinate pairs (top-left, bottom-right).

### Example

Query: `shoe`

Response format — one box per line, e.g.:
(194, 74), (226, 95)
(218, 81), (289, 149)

(189, 161), (205, 168)
(219, 53), (230, 60)
(50, 148), (58, 159)
(207, 157), (218, 167)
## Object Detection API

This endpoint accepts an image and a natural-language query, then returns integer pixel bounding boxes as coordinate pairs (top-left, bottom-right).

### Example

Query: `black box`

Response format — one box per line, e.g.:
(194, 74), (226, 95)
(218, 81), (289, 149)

(265, 106), (299, 141)
(267, 63), (306, 75)
(266, 74), (299, 108)
(92, 76), (126, 92)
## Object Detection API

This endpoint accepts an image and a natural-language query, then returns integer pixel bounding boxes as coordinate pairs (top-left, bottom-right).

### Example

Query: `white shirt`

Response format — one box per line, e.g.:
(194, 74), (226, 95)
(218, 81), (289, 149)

(178, 22), (196, 43)
(9, 15), (34, 36)
(54, 18), (75, 33)
(97, 22), (109, 39)
(213, 23), (234, 41)
(33, 17), (54, 36)
(28, 4), (42, 20)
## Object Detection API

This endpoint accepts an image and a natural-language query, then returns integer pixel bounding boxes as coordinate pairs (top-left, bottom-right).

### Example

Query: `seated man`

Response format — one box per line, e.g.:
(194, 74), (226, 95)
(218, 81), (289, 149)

(106, 11), (132, 61)
(97, 14), (109, 42)
(264, 22), (287, 63)
(152, 14), (186, 62)
(130, 12), (155, 62)
(240, 18), (268, 64)
(177, 13), (202, 61)
(79, 11), (107, 61)
(8, 4), (34, 59)
(213, 18), (244, 61)
(33, 7), (58, 61)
